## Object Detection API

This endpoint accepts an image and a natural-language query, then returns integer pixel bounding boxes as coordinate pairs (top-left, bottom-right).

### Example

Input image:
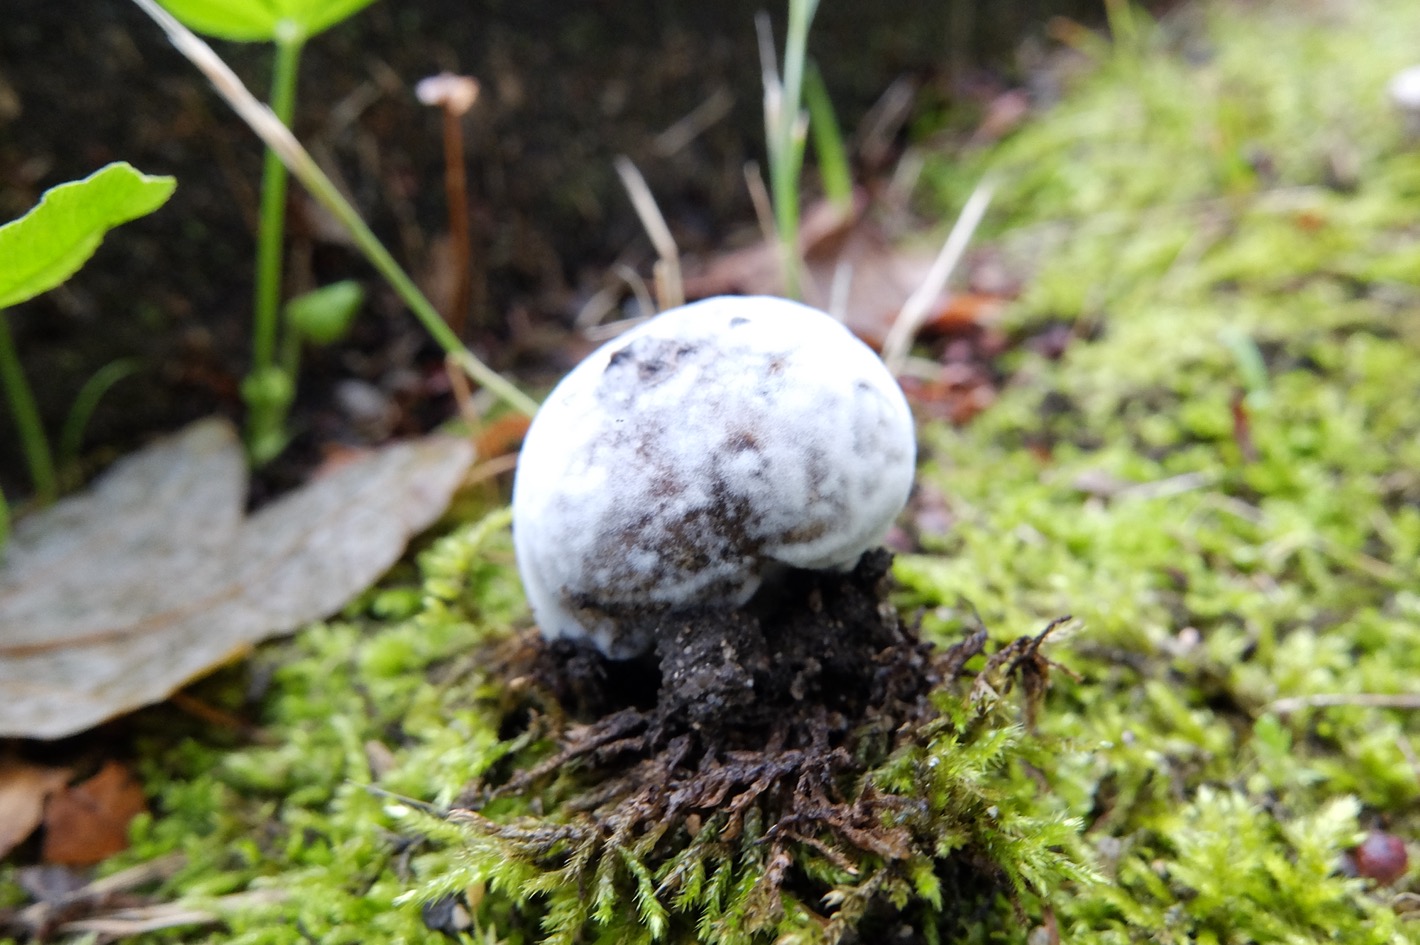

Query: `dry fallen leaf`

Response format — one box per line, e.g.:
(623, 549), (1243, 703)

(0, 418), (474, 740)
(41, 761), (147, 866)
(0, 758), (72, 859)
(4, 852), (196, 940)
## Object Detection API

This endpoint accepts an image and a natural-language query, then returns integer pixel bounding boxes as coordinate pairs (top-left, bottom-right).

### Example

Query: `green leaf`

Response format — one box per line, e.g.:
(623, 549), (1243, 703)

(158, 0), (380, 42)
(285, 279), (364, 345)
(0, 163), (176, 311)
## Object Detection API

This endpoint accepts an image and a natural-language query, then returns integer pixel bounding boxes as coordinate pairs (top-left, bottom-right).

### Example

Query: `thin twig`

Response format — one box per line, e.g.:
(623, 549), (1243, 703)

(445, 353), (483, 435)
(613, 157), (683, 310)
(881, 175), (996, 372)
(1267, 693), (1420, 714)
(743, 161), (778, 252)
(12, 854), (189, 934)
(651, 87), (734, 157)
(57, 891), (287, 937)
(584, 315), (651, 343)
(614, 264), (657, 321)
(465, 453), (520, 486)
(573, 282), (622, 330)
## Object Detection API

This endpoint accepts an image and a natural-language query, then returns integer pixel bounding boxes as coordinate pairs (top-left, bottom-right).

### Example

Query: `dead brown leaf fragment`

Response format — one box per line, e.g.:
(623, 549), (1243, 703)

(0, 852), (265, 941)
(41, 761), (147, 866)
(0, 758), (72, 859)
(0, 418), (474, 740)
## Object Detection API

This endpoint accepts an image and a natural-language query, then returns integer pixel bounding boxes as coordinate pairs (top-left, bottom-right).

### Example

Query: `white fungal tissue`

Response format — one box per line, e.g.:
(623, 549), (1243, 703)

(512, 295), (916, 658)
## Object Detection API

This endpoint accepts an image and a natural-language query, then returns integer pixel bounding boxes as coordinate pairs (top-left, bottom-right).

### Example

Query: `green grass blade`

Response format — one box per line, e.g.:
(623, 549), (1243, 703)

(0, 314), (56, 503)
(57, 358), (140, 481)
(803, 61), (852, 212)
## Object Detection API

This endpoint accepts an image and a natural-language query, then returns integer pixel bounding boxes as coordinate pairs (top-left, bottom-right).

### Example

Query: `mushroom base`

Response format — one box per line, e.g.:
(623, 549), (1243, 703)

(457, 551), (1067, 940)
(526, 550), (935, 743)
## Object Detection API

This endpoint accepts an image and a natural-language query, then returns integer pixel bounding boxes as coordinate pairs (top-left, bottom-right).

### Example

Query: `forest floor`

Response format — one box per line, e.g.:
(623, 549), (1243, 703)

(4, 0), (1420, 942)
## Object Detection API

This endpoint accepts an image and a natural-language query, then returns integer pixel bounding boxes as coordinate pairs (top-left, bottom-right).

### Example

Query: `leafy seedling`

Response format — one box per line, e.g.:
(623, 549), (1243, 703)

(0, 161), (175, 546)
(285, 278), (363, 346)
(137, 0), (538, 456)
(158, 0), (380, 464)
(240, 278), (367, 461)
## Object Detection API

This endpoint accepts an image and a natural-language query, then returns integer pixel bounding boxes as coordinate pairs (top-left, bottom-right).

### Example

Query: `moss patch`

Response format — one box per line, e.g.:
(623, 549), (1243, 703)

(6, 0), (1420, 942)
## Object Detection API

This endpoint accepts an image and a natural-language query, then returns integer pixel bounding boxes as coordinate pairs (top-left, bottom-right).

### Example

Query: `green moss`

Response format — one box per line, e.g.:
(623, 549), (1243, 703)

(6, 1), (1420, 942)
(903, 1), (1420, 939)
(400, 644), (1098, 945)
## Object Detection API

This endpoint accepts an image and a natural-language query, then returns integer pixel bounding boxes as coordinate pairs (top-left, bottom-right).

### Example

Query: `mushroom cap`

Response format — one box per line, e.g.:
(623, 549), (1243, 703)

(1389, 65), (1420, 109)
(415, 72), (480, 114)
(512, 295), (916, 658)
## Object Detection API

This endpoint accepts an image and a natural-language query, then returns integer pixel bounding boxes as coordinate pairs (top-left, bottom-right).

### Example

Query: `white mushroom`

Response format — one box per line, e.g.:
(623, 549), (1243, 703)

(1390, 65), (1420, 139)
(512, 295), (916, 658)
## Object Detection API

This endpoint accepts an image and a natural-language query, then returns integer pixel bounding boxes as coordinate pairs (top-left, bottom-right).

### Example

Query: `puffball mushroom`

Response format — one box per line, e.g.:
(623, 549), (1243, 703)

(1390, 65), (1420, 138)
(512, 295), (916, 659)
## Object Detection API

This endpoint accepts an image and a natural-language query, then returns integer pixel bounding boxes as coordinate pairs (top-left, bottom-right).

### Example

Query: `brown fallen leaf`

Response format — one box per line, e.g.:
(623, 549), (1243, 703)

(0, 758), (72, 859)
(41, 761), (147, 866)
(0, 418), (474, 740)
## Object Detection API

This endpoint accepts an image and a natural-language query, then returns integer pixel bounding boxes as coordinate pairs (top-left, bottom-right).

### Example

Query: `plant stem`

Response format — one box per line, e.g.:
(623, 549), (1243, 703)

(441, 105), (473, 336)
(252, 33), (304, 378)
(244, 32), (305, 462)
(0, 314), (57, 504)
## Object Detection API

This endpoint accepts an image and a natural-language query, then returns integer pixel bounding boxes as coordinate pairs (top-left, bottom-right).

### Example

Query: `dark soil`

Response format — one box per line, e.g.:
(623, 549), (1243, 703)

(523, 549), (938, 748)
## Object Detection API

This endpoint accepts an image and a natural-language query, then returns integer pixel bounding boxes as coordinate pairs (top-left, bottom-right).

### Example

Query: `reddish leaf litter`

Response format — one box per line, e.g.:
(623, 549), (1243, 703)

(39, 761), (148, 867)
